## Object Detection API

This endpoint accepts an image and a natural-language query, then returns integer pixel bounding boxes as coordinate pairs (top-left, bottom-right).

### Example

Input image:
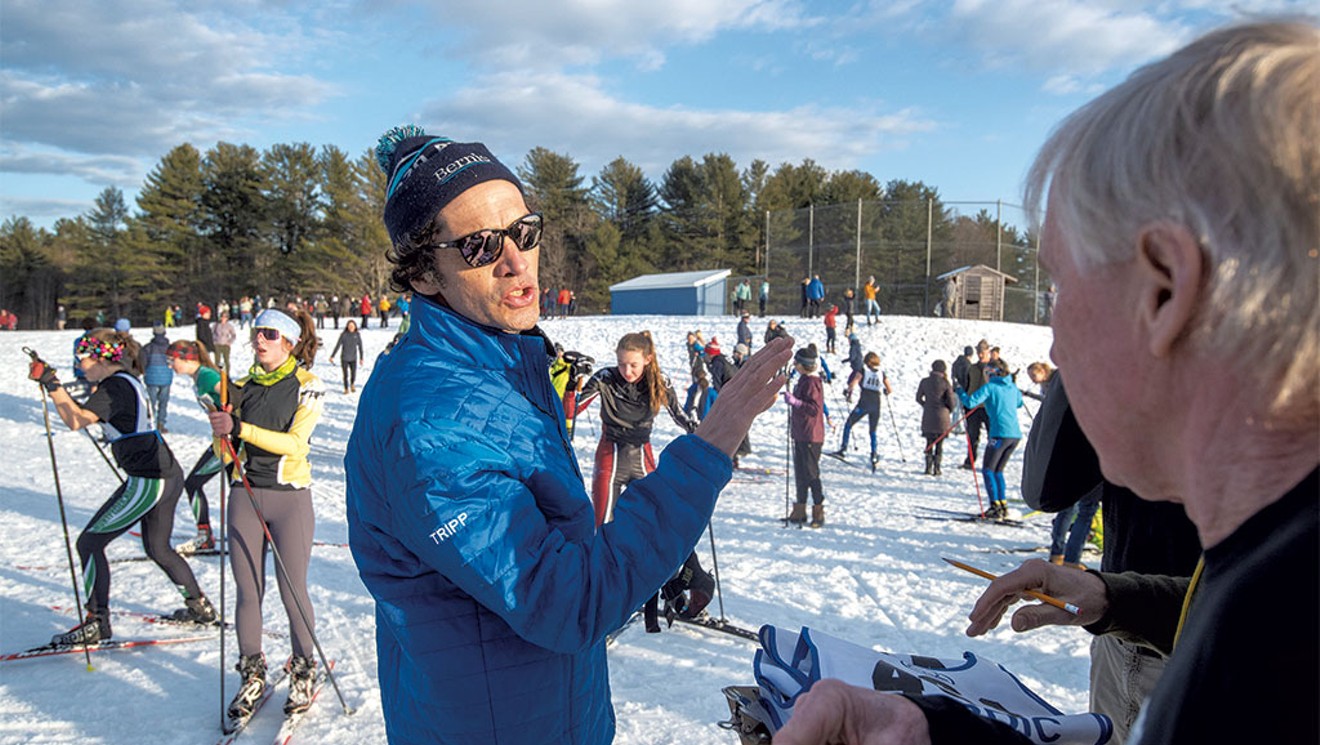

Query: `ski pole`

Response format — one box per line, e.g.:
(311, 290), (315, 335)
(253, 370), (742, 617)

(705, 522), (727, 623)
(782, 382), (792, 527)
(217, 372), (229, 730)
(24, 347), (94, 671)
(965, 428), (984, 517)
(925, 405), (982, 453)
(882, 393), (905, 463)
(219, 436), (355, 716)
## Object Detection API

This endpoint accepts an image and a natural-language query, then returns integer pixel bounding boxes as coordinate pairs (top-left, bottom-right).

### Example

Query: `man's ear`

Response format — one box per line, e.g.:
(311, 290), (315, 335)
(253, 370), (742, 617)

(1135, 222), (1204, 358)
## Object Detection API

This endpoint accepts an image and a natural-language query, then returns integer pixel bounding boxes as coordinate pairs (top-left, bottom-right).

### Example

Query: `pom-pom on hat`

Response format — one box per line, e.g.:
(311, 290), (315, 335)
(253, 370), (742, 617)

(794, 345), (819, 370)
(704, 338), (721, 356)
(114, 318), (131, 332)
(376, 125), (524, 246)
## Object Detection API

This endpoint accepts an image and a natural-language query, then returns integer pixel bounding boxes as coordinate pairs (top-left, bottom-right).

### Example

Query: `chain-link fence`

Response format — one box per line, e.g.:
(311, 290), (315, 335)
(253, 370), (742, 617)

(744, 199), (1049, 325)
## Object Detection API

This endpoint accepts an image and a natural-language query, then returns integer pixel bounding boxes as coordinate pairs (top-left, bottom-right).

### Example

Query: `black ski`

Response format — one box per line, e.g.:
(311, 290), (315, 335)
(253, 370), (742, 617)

(824, 450), (880, 474)
(915, 514), (1028, 529)
(670, 614), (760, 642)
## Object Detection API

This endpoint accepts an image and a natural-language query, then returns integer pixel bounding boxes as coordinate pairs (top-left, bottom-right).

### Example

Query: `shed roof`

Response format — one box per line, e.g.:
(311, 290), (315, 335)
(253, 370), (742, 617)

(609, 269), (731, 292)
(935, 264), (1019, 283)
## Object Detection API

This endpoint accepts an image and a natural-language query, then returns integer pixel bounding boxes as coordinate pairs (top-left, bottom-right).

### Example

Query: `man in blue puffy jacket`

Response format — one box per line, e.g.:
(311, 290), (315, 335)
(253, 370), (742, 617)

(345, 126), (792, 744)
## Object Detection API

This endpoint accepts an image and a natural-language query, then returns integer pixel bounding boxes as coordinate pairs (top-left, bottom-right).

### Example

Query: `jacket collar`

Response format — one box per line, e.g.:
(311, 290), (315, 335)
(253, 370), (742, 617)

(407, 292), (556, 371)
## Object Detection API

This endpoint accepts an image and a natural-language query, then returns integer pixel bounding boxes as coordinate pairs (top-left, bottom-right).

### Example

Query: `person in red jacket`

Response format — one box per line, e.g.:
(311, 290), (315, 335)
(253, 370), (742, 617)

(556, 287), (571, 319)
(783, 344), (827, 527)
(359, 293), (372, 328)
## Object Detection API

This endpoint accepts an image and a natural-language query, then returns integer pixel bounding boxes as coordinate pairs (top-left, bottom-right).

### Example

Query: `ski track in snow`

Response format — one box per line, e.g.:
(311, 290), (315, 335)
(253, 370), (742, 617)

(0, 313), (1092, 744)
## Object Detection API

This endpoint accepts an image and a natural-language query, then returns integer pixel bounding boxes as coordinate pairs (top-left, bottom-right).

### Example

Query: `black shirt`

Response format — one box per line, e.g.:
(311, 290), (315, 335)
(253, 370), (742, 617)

(83, 372), (177, 478)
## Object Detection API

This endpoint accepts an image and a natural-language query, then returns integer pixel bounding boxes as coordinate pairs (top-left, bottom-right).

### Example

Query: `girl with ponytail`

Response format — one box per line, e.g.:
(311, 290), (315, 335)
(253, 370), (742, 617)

(568, 331), (714, 633)
(167, 339), (223, 552)
(208, 307), (326, 720)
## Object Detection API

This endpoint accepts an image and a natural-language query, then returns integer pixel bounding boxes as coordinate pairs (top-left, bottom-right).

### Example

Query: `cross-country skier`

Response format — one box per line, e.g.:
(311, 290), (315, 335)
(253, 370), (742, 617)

(568, 331), (714, 632)
(958, 364), (1024, 519)
(208, 308), (325, 719)
(27, 328), (217, 645)
(830, 352), (892, 470)
(166, 340), (223, 553)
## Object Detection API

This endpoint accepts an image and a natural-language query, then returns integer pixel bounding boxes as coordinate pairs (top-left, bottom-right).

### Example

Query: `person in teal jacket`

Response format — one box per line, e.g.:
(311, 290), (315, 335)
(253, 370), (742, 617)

(959, 365), (1024, 519)
(345, 126), (792, 744)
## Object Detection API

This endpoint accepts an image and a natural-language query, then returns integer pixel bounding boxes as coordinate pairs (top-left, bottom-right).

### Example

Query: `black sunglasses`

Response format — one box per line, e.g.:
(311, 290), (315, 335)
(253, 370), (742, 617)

(433, 212), (543, 268)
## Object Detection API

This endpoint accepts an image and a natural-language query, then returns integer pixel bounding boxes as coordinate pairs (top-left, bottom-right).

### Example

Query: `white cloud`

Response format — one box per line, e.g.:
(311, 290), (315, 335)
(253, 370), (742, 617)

(1, 0), (339, 157)
(418, 71), (936, 179)
(0, 148), (143, 187)
(946, 0), (1191, 75)
(422, 0), (821, 70)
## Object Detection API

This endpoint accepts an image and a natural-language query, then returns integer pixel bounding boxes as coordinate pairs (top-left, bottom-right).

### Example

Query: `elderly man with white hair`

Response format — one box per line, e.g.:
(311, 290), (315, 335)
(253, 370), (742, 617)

(775, 18), (1318, 745)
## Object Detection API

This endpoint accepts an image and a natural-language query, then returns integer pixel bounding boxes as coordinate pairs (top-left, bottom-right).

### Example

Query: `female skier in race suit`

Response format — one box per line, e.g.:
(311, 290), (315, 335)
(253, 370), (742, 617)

(166, 339), (223, 553)
(28, 328), (216, 645)
(569, 331), (714, 632)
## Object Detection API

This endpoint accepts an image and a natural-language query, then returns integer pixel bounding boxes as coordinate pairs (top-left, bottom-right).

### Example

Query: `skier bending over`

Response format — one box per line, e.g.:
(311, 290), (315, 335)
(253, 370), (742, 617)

(27, 329), (217, 645)
(569, 331), (715, 632)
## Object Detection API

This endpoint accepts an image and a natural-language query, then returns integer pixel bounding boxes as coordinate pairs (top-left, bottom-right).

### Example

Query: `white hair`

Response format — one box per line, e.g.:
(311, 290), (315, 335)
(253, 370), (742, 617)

(1026, 18), (1320, 423)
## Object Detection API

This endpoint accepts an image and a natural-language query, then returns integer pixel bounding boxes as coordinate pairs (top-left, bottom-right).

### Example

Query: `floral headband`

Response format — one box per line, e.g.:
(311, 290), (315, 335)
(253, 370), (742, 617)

(76, 336), (125, 363)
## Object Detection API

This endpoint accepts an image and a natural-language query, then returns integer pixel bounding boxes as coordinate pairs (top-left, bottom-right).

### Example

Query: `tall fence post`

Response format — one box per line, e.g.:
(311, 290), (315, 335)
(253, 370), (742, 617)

(854, 198), (863, 294)
(808, 203), (815, 278)
(924, 198), (933, 317)
(996, 199), (1003, 273)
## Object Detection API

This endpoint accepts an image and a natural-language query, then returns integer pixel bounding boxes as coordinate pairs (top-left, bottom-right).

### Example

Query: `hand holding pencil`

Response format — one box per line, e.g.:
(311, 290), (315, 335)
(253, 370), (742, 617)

(951, 558), (1110, 637)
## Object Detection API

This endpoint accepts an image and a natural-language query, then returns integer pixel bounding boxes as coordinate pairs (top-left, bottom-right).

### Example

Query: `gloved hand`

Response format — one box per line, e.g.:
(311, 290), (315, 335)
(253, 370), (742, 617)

(844, 389), (853, 403)
(208, 406), (241, 437)
(28, 359), (61, 392)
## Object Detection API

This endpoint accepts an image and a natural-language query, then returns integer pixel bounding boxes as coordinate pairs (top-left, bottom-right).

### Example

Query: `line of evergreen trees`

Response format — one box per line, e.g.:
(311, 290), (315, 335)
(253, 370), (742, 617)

(0, 140), (1027, 329)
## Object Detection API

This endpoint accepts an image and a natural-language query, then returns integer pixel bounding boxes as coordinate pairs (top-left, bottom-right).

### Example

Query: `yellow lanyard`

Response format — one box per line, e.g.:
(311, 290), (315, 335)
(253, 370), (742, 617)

(1172, 556), (1205, 650)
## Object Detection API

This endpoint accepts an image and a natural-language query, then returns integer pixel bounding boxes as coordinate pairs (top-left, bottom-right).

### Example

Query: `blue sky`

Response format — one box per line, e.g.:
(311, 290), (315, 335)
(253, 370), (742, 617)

(1, 0), (1307, 230)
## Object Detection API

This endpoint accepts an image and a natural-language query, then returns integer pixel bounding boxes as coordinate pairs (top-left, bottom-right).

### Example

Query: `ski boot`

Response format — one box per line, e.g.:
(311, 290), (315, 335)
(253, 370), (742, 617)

(810, 504), (826, 529)
(176, 524), (215, 554)
(228, 653), (268, 720)
(52, 610), (111, 646)
(869, 453), (879, 473)
(168, 594), (218, 624)
(923, 454), (933, 475)
(643, 595), (662, 633)
(787, 502), (808, 525)
(284, 655), (318, 715)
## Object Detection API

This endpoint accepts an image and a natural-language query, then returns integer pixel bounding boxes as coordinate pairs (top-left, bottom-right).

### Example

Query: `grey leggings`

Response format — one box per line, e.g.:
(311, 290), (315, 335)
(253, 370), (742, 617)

(228, 485), (316, 658)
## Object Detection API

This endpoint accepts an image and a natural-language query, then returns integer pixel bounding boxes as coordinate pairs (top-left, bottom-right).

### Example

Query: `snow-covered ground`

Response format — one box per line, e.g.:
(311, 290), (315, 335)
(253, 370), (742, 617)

(0, 311), (1088, 744)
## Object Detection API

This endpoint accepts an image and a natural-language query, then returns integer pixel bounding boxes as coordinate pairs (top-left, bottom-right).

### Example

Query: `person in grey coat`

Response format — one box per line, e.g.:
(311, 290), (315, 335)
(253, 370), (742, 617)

(915, 359), (958, 475)
(329, 319), (364, 393)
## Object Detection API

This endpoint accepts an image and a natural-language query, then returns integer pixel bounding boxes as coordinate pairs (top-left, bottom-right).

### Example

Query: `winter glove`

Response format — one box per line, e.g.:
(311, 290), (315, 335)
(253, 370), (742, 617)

(781, 391), (803, 407)
(844, 389), (853, 403)
(208, 407), (242, 437)
(28, 359), (61, 392)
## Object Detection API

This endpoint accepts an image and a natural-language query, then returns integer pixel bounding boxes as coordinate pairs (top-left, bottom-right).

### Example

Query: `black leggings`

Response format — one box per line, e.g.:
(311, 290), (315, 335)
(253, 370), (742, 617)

(183, 448), (222, 528)
(78, 468), (203, 613)
(792, 441), (824, 505)
(341, 359), (358, 390)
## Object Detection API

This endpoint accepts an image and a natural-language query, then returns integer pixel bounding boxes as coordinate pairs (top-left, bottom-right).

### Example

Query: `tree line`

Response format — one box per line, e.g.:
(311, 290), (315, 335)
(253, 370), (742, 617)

(0, 140), (1030, 329)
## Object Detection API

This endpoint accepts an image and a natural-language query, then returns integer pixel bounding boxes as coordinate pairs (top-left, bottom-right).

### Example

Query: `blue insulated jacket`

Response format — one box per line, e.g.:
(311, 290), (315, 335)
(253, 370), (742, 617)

(959, 374), (1024, 439)
(344, 296), (732, 744)
(141, 334), (174, 387)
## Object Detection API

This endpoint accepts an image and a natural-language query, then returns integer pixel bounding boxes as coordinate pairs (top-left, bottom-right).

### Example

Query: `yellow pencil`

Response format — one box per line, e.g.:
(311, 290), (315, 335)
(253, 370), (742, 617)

(942, 557), (1082, 616)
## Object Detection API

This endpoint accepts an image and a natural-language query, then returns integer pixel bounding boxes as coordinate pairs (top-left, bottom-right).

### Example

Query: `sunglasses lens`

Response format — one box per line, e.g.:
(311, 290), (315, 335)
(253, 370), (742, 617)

(515, 216), (542, 251)
(459, 233), (498, 268)
(257, 328), (281, 341)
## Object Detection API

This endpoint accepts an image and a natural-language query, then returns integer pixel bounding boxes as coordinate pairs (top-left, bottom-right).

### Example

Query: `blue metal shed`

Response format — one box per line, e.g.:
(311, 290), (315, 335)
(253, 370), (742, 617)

(609, 269), (732, 316)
